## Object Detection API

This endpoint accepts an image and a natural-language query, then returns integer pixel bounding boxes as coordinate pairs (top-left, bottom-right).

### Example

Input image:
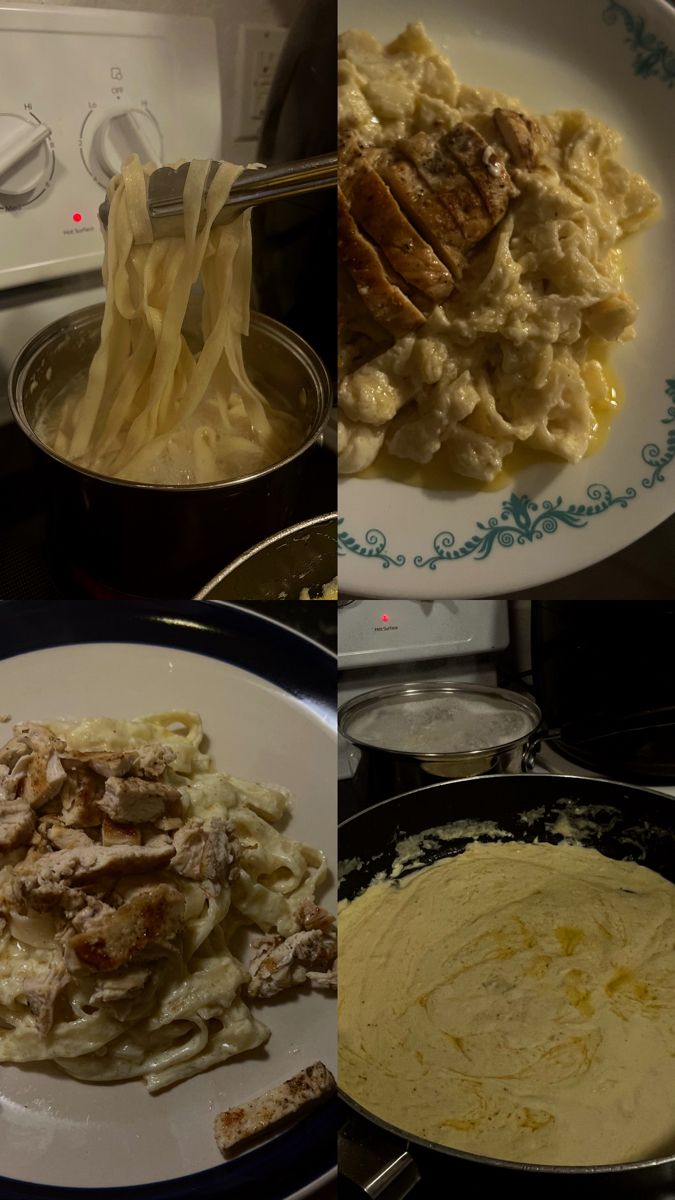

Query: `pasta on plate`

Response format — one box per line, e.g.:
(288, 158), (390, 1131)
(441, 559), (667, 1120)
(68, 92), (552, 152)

(337, 23), (660, 483)
(0, 713), (334, 1093)
(36, 157), (304, 485)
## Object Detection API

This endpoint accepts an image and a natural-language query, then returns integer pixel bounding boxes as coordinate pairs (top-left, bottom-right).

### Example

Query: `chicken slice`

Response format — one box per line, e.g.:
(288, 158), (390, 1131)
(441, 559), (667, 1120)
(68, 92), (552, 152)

(42, 822), (94, 851)
(442, 123), (516, 218)
(96, 776), (181, 824)
(172, 819), (236, 883)
(16, 842), (175, 896)
(398, 129), (504, 243)
(379, 155), (467, 275)
(21, 954), (69, 1036)
(345, 152), (455, 303)
(0, 735), (31, 770)
(493, 107), (541, 169)
(338, 187), (426, 337)
(247, 926), (337, 998)
(0, 785), (35, 852)
(60, 765), (105, 828)
(214, 1062), (336, 1157)
(69, 882), (185, 971)
(132, 745), (177, 779)
(101, 817), (142, 847)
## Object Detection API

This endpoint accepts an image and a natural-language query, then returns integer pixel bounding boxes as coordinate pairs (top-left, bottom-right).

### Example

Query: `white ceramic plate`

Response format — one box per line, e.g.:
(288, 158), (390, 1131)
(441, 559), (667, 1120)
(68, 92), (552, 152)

(0, 602), (336, 1199)
(338, 0), (675, 597)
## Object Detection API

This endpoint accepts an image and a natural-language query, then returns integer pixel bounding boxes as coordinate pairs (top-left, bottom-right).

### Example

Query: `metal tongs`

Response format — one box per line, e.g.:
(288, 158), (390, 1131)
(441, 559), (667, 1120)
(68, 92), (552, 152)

(98, 152), (337, 240)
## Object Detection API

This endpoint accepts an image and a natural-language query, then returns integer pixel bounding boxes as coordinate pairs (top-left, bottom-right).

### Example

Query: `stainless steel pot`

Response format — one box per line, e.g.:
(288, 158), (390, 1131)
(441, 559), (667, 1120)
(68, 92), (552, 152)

(194, 512), (336, 600)
(8, 304), (332, 597)
(338, 682), (541, 808)
(339, 773), (675, 1196)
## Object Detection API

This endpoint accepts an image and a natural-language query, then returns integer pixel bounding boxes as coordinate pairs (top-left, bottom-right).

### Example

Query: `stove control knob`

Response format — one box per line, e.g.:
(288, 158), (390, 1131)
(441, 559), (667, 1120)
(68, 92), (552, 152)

(0, 114), (53, 202)
(89, 109), (163, 182)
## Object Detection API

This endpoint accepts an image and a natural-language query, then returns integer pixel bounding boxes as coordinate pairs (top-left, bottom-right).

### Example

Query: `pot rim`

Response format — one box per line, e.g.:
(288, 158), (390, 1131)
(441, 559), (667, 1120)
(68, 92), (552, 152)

(338, 680), (542, 761)
(8, 303), (332, 493)
(338, 773), (675, 1175)
(193, 511), (337, 598)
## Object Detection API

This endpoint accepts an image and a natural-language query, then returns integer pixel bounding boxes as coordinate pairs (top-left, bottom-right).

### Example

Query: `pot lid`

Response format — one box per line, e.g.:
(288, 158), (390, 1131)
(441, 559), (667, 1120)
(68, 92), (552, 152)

(338, 682), (540, 758)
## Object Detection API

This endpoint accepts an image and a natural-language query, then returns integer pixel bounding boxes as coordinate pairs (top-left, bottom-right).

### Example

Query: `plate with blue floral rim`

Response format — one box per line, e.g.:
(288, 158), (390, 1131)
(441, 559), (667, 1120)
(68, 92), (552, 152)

(0, 601), (336, 1200)
(338, 0), (675, 598)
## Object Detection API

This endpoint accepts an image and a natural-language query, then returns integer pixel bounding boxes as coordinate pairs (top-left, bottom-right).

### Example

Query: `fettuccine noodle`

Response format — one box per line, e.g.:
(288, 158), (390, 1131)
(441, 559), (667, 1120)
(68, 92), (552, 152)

(37, 156), (303, 485)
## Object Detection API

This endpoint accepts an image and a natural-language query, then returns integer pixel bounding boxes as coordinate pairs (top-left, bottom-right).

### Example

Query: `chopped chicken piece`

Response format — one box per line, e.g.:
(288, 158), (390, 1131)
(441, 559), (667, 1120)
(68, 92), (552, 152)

(60, 765), (104, 828)
(172, 819), (236, 883)
(90, 965), (150, 1004)
(66, 750), (137, 778)
(0, 735), (31, 770)
(101, 817), (142, 847)
(0, 793), (35, 852)
(42, 822), (93, 851)
(344, 149), (455, 303)
(306, 967), (337, 990)
(69, 895), (116, 932)
(21, 954), (68, 1036)
(296, 901), (335, 933)
(214, 1062), (336, 1156)
(16, 842), (175, 896)
(133, 744), (177, 779)
(247, 926), (337, 998)
(22, 750), (67, 811)
(96, 775), (180, 824)
(338, 187), (426, 337)
(69, 882), (185, 971)
(493, 107), (541, 169)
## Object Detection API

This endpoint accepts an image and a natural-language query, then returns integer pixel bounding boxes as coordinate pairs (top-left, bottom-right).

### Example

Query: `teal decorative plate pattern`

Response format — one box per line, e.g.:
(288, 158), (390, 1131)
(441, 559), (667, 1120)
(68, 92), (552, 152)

(338, 0), (675, 598)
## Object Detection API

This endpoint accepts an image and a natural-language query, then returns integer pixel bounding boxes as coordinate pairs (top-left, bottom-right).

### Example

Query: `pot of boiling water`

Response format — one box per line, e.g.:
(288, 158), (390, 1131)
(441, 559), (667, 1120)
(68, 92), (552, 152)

(8, 304), (331, 596)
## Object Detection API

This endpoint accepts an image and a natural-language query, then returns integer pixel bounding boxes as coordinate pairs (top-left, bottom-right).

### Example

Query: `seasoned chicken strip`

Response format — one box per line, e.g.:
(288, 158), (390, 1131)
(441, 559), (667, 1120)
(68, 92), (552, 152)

(379, 155), (466, 275)
(214, 1062), (336, 1156)
(493, 107), (541, 169)
(16, 841), (175, 892)
(346, 153), (455, 302)
(0, 793), (35, 852)
(398, 130), (502, 243)
(442, 123), (516, 217)
(338, 187), (426, 337)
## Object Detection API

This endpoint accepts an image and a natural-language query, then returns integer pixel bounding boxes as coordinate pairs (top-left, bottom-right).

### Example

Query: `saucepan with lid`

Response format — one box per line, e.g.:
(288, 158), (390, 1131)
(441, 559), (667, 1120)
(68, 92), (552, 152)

(338, 682), (542, 808)
(338, 773), (675, 1197)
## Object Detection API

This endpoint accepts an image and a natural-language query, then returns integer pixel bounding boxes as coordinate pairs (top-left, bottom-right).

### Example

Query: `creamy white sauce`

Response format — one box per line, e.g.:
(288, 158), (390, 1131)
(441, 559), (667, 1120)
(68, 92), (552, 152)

(340, 840), (675, 1166)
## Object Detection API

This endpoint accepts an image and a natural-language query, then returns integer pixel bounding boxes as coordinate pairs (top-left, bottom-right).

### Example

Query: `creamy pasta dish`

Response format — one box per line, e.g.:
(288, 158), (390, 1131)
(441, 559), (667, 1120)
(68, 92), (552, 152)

(337, 24), (660, 483)
(340, 840), (675, 1166)
(0, 714), (334, 1092)
(36, 157), (304, 485)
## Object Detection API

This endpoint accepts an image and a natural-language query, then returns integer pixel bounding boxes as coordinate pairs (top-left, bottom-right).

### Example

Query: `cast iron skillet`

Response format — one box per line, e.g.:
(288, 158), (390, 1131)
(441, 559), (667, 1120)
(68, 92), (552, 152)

(339, 774), (675, 1198)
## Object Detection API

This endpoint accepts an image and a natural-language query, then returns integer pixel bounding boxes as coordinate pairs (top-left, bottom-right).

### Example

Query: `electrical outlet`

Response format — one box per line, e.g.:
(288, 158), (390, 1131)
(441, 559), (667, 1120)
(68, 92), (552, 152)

(236, 24), (288, 144)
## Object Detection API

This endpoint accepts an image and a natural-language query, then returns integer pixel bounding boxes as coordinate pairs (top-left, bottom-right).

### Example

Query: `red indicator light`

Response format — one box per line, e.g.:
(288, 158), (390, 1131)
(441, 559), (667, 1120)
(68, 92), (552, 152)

(72, 212), (82, 223)
(381, 613), (389, 622)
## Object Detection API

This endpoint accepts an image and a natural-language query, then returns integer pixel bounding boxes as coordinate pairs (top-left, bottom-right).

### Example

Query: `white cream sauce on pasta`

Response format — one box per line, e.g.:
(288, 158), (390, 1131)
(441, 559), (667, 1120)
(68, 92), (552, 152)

(337, 23), (660, 484)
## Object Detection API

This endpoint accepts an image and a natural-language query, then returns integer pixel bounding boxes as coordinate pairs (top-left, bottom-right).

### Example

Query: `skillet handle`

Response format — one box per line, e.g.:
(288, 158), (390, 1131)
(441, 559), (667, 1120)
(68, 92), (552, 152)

(339, 1116), (421, 1198)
